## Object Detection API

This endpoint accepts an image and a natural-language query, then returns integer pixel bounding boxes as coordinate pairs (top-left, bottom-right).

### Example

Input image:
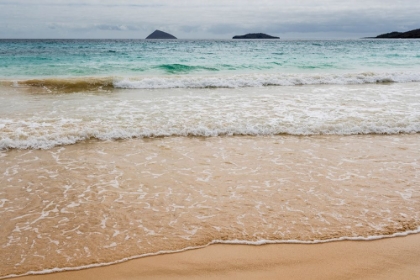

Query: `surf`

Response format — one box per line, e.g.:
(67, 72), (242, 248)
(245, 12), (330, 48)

(2, 71), (420, 93)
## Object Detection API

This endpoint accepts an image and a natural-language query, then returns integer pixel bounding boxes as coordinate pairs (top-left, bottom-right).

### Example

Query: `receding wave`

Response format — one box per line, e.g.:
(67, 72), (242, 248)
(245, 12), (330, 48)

(8, 71), (420, 92)
(1, 135), (420, 278)
(2, 229), (420, 279)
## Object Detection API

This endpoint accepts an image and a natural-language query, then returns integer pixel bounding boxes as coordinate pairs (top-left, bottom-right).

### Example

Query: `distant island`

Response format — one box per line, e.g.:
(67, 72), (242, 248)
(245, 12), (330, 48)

(232, 33), (280, 39)
(368, 28), (420, 39)
(146, 30), (177, 39)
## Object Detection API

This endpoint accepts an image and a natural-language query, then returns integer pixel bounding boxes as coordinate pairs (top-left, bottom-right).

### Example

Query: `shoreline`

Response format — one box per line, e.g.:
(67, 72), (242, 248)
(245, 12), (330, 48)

(12, 233), (420, 280)
(4, 227), (420, 279)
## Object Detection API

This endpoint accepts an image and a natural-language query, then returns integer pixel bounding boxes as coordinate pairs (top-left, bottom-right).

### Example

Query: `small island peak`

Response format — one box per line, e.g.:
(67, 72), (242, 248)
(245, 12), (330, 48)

(233, 33), (279, 39)
(366, 28), (420, 39)
(146, 30), (177, 39)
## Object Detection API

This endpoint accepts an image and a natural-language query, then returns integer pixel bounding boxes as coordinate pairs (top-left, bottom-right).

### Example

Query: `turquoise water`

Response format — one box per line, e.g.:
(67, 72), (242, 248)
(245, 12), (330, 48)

(1, 39), (420, 78)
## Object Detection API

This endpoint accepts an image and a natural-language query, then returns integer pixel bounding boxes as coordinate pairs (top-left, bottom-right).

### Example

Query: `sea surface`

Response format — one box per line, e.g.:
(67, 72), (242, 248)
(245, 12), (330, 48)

(0, 39), (420, 278)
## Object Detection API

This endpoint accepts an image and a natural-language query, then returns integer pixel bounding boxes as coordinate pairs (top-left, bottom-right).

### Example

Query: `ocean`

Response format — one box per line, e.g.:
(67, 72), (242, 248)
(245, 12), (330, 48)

(0, 39), (419, 278)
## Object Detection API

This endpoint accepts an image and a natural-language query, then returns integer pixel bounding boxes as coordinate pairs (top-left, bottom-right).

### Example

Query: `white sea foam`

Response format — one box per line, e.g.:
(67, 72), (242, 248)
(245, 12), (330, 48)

(113, 72), (420, 89)
(1, 122), (419, 150)
(2, 81), (420, 150)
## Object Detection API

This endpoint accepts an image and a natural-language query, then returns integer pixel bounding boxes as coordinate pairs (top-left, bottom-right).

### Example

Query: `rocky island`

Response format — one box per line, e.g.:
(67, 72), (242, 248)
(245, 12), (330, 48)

(232, 33), (279, 39)
(145, 30), (177, 39)
(369, 28), (420, 39)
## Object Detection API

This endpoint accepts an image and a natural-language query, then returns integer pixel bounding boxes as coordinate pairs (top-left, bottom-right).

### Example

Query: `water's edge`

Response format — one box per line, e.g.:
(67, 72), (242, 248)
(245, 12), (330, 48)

(2, 229), (420, 280)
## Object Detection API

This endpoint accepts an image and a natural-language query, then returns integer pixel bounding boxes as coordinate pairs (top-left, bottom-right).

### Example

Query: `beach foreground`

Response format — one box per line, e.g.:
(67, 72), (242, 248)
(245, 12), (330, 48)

(15, 233), (420, 280)
(1, 134), (420, 278)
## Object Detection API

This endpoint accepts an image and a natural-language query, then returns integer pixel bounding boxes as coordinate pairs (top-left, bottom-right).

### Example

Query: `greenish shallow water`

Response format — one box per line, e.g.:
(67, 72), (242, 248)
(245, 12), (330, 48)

(1, 39), (420, 78)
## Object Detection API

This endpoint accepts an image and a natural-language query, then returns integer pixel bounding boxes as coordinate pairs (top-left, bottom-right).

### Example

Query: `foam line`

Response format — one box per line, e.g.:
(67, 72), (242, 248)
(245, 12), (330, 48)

(6, 71), (420, 92)
(2, 227), (419, 279)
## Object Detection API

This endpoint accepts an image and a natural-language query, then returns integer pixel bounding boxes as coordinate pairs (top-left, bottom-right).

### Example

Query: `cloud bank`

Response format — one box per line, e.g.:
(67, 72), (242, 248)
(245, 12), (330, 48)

(1, 0), (419, 39)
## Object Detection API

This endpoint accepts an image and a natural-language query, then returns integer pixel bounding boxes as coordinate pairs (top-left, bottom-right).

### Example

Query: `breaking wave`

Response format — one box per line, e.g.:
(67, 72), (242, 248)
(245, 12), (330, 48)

(114, 71), (420, 89)
(1, 124), (419, 150)
(6, 71), (420, 92)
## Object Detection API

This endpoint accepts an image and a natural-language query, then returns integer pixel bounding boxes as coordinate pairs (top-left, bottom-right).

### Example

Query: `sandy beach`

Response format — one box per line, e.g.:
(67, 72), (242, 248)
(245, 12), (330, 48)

(2, 134), (420, 279)
(13, 233), (420, 280)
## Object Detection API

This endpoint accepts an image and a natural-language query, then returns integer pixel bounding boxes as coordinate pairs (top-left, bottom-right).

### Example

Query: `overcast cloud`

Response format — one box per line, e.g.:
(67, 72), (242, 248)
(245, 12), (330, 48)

(0, 0), (419, 39)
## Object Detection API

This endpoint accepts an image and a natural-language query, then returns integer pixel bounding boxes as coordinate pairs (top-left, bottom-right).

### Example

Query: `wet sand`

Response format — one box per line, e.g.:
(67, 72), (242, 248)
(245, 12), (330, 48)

(1, 135), (420, 278)
(14, 233), (420, 280)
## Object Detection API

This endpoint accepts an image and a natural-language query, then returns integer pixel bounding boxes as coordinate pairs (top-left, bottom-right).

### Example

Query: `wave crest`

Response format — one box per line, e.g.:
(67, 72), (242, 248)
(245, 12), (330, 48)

(7, 71), (420, 92)
(114, 72), (420, 89)
(1, 126), (419, 150)
(156, 63), (219, 74)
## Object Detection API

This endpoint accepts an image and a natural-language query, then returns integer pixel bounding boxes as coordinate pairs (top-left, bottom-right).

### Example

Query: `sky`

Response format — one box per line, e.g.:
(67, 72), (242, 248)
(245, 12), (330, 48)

(0, 0), (419, 39)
